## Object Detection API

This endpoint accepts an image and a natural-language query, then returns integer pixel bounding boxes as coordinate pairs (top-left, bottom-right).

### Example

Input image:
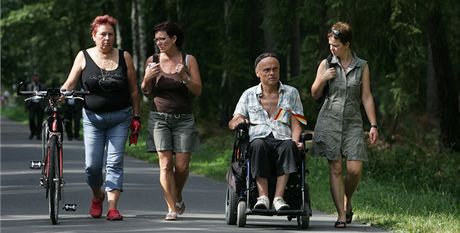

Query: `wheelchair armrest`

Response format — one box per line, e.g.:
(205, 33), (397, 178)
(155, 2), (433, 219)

(234, 123), (249, 140)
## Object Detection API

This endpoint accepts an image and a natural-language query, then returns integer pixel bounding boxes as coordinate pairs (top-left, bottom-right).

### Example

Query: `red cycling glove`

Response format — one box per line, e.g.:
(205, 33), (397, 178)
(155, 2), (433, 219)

(129, 116), (141, 146)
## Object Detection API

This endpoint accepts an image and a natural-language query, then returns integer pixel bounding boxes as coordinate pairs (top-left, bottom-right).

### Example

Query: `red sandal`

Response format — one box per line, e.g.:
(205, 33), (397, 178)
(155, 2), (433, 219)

(106, 209), (123, 221)
(89, 194), (105, 218)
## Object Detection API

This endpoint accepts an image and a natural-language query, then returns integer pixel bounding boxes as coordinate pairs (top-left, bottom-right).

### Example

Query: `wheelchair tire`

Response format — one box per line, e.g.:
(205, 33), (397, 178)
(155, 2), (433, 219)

(236, 201), (247, 227)
(297, 214), (310, 229)
(225, 185), (238, 225)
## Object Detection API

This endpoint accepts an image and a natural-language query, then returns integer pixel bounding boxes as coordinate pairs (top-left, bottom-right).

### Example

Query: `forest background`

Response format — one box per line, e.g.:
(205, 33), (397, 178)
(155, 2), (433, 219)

(1, 0), (459, 231)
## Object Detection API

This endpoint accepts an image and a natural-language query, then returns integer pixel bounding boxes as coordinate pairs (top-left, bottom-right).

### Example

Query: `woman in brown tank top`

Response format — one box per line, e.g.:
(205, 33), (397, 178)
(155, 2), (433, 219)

(141, 21), (202, 221)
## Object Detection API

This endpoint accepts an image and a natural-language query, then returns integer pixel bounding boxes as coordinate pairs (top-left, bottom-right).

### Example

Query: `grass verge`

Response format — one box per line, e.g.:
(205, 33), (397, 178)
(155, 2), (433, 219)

(127, 128), (459, 233)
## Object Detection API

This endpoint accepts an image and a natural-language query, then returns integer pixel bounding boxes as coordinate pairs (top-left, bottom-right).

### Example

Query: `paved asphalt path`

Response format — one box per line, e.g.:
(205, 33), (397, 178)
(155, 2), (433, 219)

(0, 117), (387, 233)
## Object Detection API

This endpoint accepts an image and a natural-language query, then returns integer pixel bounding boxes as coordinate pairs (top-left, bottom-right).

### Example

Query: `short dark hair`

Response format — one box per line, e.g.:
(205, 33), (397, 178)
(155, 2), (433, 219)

(254, 53), (279, 69)
(153, 21), (184, 48)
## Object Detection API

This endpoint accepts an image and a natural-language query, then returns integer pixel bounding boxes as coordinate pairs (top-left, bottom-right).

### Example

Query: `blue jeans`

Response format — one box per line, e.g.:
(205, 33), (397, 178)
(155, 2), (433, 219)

(82, 107), (132, 191)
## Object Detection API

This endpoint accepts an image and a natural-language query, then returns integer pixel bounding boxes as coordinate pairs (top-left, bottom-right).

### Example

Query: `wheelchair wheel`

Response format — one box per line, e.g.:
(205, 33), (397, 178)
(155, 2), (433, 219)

(225, 185), (238, 225)
(236, 201), (247, 227)
(297, 214), (310, 229)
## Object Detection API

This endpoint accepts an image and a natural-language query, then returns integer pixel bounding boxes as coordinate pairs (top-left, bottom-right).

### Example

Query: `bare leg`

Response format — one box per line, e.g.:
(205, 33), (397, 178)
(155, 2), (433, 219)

(91, 186), (104, 200)
(328, 160), (346, 222)
(274, 174), (289, 198)
(174, 152), (191, 202)
(344, 160), (362, 213)
(255, 177), (269, 197)
(107, 190), (120, 210)
(158, 151), (177, 212)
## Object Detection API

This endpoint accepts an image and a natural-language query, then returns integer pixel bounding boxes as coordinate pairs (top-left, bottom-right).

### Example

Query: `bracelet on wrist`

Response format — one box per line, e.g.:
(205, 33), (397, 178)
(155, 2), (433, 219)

(182, 75), (192, 84)
(371, 125), (378, 129)
(141, 86), (151, 94)
(133, 115), (141, 120)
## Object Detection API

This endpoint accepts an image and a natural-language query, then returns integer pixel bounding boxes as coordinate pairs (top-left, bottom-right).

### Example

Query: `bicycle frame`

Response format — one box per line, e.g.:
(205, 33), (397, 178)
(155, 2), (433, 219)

(17, 82), (87, 224)
(43, 108), (65, 195)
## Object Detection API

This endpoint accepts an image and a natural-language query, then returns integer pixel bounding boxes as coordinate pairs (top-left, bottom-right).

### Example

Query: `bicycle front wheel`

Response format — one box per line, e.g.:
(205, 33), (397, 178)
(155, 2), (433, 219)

(48, 135), (60, 225)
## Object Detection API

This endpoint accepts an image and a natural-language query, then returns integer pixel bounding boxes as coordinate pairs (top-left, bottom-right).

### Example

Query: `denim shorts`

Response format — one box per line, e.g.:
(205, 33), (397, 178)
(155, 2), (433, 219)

(147, 111), (199, 153)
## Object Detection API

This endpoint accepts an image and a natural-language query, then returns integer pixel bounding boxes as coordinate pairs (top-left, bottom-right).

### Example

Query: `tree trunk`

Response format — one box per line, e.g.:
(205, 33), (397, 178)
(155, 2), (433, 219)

(289, 0), (300, 78)
(317, 0), (329, 61)
(219, 0), (232, 126)
(425, 39), (439, 125)
(262, 1), (275, 52)
(137, 0), (146, 76)
(426, 4), (460, 151)
(131, 0), (140, 73)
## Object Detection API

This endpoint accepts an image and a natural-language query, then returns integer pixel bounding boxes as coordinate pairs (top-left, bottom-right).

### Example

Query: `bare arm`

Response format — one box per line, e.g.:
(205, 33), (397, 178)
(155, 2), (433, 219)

(290, 116), (303, 149)
(361, 63), (378, 144)
(180, 55), (202, 97)
(124, 51), (140, 116)
(141, 56), (160, 96)
(311, 59), (335, 100)
(61, 51), (85, 91)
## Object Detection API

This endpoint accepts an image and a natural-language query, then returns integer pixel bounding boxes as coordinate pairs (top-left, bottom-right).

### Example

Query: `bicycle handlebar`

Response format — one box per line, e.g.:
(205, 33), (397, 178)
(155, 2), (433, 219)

(17, 82), (90, 100)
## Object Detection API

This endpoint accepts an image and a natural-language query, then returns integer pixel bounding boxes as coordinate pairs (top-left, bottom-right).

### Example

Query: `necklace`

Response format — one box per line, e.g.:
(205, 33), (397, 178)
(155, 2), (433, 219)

(341, 60), (352, 70)
(95, 49), (116, 70)
(340, 52), (353, 70)
(100, 68), (109, 80)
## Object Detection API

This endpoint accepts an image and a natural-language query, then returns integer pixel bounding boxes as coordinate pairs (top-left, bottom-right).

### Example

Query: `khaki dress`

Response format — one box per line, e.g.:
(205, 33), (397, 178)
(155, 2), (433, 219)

(312, 54), (368, 161)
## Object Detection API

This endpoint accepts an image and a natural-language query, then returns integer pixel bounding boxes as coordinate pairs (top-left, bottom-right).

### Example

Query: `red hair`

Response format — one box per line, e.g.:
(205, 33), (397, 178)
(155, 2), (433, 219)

(90, 15), (117, 35)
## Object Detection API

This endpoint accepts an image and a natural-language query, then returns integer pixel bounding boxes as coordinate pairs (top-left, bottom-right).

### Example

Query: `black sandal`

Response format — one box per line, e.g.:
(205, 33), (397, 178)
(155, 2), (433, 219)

(334, 220), (346, 228)
(346, 211), (353, 224)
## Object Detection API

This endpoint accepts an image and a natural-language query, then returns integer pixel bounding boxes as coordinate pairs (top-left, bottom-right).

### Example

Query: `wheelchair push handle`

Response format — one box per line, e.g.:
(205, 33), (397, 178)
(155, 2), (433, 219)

(300, 131), (314, 152)
(233, 122), (250, 141)
(235, 122), (249, 131)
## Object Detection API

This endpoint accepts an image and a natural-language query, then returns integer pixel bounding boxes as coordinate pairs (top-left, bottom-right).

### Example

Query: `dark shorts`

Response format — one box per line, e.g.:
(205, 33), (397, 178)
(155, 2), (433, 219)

(249, 135), (299, 179)
(147, 111), (199, 153)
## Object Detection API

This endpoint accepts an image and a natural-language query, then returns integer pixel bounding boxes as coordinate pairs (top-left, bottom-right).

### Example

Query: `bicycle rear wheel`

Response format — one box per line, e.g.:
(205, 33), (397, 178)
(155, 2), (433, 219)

(48, 135), (60, 225)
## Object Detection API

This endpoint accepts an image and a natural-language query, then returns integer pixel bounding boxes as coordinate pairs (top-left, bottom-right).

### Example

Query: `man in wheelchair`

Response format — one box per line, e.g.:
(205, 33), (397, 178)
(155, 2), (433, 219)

(228, 53), (306, 211)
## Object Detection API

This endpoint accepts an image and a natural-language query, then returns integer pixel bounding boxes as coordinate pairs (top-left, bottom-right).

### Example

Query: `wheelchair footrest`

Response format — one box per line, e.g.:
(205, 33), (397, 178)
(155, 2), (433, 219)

(249, 208), (304, 216)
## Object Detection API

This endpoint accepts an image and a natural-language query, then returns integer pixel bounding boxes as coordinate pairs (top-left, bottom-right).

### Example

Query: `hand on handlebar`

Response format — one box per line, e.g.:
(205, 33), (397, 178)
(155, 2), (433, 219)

(295, 141), (304, 151)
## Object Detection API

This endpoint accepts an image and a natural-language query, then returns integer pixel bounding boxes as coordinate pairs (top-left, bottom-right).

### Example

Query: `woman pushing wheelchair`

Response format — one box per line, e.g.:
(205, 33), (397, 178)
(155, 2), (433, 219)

(228, 53), (306, 211)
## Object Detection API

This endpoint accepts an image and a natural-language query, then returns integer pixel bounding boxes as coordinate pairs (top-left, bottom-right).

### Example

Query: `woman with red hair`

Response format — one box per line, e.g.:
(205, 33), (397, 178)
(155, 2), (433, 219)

(61, 15), (140, 221)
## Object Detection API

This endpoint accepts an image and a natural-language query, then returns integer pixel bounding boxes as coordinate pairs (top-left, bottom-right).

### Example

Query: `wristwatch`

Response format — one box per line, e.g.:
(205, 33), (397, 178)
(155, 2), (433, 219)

(371, 125), (378, 129)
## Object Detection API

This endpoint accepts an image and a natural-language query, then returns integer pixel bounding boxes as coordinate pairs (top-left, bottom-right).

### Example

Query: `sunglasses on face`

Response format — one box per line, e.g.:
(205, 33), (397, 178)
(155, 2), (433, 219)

(329, 29), (349, 43)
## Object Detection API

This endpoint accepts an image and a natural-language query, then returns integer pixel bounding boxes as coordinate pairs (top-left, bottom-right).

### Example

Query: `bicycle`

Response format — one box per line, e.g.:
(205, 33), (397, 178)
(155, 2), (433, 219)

(17, 82), (88, 225)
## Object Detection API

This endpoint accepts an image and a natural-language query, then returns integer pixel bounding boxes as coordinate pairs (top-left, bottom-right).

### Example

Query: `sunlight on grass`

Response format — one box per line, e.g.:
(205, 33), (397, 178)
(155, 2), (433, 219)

(284, 156), (459, 233)
(128, 132), (459, 233)
(1, 105), (28, 124)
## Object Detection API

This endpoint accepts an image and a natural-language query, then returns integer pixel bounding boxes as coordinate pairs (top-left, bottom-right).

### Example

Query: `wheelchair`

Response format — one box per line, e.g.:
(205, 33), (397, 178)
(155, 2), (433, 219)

(225, 124), (313, 229)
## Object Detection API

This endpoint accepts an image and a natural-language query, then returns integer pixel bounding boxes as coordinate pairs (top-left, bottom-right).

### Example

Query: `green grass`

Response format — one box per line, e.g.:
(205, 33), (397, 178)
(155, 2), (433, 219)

(1, 104), (28, 123)
(307, 157), (459, 232)
(127, 128), (459, 233)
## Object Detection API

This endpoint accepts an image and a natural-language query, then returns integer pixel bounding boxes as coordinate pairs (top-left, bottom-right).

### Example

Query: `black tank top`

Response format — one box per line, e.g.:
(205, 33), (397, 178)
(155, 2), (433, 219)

(81, 49), (131, 112)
